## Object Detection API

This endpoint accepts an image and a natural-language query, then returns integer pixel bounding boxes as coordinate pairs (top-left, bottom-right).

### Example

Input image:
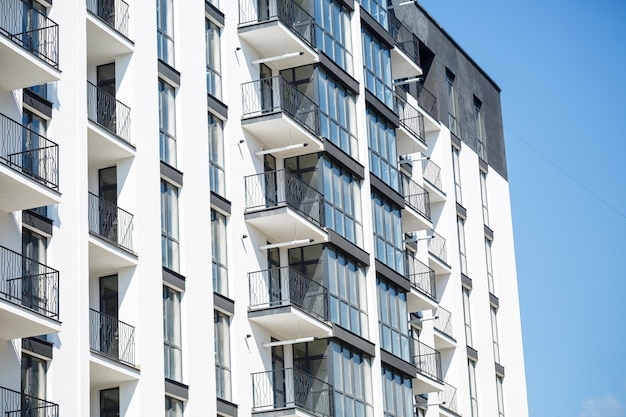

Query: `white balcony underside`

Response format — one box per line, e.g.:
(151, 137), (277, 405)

(407, 289), (438, 313)
(245, 205), (327, 245)
(423, 180), (446, 203)
(0, 36), (60, 91)
(413, 372), (444, 395)
(402, 206), (432, 233)
(252, 406), (321, 417)
(428, 254), (451, 276)
(88, 235), (137, 276)
(0, 164), (60, 212)
(86, 14), (133, 65)
(88, 122), (135, 169)
(396, 125), (427, 156)
(391, 47), (422, 80)
(0, 299), (60, 340)
(90, 352), (140, 388)
(434, 329), (456, 350)
(249, 305), (332, 340)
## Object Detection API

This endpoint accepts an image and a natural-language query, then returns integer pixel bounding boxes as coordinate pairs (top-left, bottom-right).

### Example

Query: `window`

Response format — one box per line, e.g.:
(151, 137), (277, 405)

(22, 110), (48, 182)
(462, 287), (473, 347)
(496, 375), (505, 417)
(208, 113), (225, 196)
(457, 216), (467, 275)
(321, 157), (363, 246)
(451, 146), (462, 204)
(468, 359), (479, 417)
(205, 19), (222, 99)
(211, 210), (228, 297)
(100, 388), (119, 417)
(479, 171), (490, 227)
(382, 367), (413, 417)
(377, 279), (410, 361)
(159, 79), (177, 167)
(372, 194), (404, 274)
(214, 310), (231, 401)
(491, 306), (501, 364)
(367, 109), (399, 191)
(22, 227), (48, 313)
(473, 97), (486, 160)
(359, 0), (387, 28)
(362, 30), (392, 108)
(161, 180), (180, 272)
(330, 342), (374, 417)
(22, 353), (46, 400)
(446, 70), (457, 135)
(315, 0), (353, 74)
(318, 70), (358, 158)
(485, 239), (495, 294)
(163, 286), (182, 381)
(156, 0), (175, 65)
(165, 396), (183, 417)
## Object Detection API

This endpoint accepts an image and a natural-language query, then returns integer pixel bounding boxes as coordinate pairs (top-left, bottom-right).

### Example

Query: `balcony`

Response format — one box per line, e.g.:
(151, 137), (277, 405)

(0, 113), (60, 212)
(86, 0), (133, 64)
(248, 266), (331, 340)
(394, 93), (427, 156)
(421, 159), (446, 203)
(439, 382), (459, 415)
(0, 245), (60, 340)
(433, 306), (456, 349)
(401, 82), (439, 131)
(238, 0), (317, 70)
(412, 338), (444, 394)
(0, 0), (60, 91)
(0, 386), (58, 417)
(88, 192), (137, 275)
(428, 231), (450, 274)
(389, 14), (422, 79)
(244, 170), (327, 244)
(251, 368), (333, 417)
(405, 251), (437, 312)
(241, 76), (323, 157)
(401, 174), (432, 232)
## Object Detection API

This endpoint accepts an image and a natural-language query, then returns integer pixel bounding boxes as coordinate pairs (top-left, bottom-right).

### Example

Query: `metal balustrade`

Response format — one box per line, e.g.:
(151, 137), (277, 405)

(422, 159), (443, 191)
(249, 266), (328, 322)
(89, 308), (136, 367)
(0, 386), (59, 417)
(440, 382), (458, 413)
(401, 174), (431, 221)
(412, 338), (442, 382)
(241, 76), (319, 136)
(402, 82), (438, 121)
(0, 113), (59, 191)
(251, 368), (333, 417)
(86, 0), (130, 38)
(389, 14), (419, 65)
(428, 231), (447, 264)
(405, 251), (436, 301)
(244, 170), (324, 228)
(87, 81), (132, 143)
(0, 245), (59, 320)
(88, 192), (134, 252)
(0, 0), (59, 67)
(434, 306), (453, 339)
(239, 0), (315, 48)
(394, 93), (426, 144)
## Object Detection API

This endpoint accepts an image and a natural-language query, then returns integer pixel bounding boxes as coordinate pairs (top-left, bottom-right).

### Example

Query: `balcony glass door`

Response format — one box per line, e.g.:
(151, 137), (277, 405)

(268, 247), (281, 305)
(271, 342), (285, 407)
(97, 0), (115, 26)
(22, 229), (47, 312)
(264, 154), (277, 207)
(100, 275), (119, 359)
(97, 63), (116, 133)
(99, 166), (118, 242)
(260, 63), (274, 113)
(21, 111), (46, 181)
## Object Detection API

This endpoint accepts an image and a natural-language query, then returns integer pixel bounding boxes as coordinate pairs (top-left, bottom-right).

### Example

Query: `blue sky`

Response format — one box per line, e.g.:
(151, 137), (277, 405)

(416, 1), (626, 416)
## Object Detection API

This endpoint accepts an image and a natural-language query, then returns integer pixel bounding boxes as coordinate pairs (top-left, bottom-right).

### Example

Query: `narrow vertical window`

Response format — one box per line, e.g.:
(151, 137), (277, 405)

(485, 239), (495, 294)
(21, 353), (47, 401)
(205, 19), (222, 99)
(214, 310), (231, 401)
(211, 210), (228, 297)
(163, 286), (183, 381)
(491, 306), (501, 364)
(468, 359), (479, 417)
(474, 96), (485, 160)
(100, 387), (119, 417)
(462, 287), (473, 347)
(159, 79), (177, 167)
(446, 69), (457, 135)
(496, 375), (505, 417)
(165, 396), (183, 417)
(157, 0), (175, 65)
(452, 146), (462, 205)
(208, 113), (225, 196)
(457, 216), (467, 275)
(161, 180), (180, 272)
(480, 170), (489, 227)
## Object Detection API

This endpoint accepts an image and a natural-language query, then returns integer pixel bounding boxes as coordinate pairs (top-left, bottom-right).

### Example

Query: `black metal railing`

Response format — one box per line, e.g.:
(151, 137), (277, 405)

(0, 385), (59, 417)
(249, 266), (328, 322)
(251, 368), (333, 417)
(239, 0), (315, 48)
(0, 113), (59, 191)
(0, 245), (59, 320)
(389, 14), (419, 65)
(434, 306), (453, 339)
(88, 192), (134, 252)
(87, 81), (131, 143)
(412, 338), (442, 383)
(440, 382), (458, 413)
(0, 0), (59, 68)
(422, 159), (443, 192)
(401, 81), (438, 121)
(244, 170), (324, 228)
(405, 251), (436, 301)
(394, 93), (426, 145)
(89, 308), (136, 367)
(401, 174), (431, 221)
(241, 76), (319, 136)
(86, 0), (130, 38)
(428, 231), (447, 264)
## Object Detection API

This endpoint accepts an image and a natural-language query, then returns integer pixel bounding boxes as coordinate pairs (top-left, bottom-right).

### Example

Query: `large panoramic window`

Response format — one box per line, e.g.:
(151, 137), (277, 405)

(330, 342), (374, 417)
(205, 18), (222, 99)
(315, 0), (353, 73)
(372, 193), (404, 274)
(367, 108), (399, 191)
(362, 29), (393, 108)
(377, 279), (410, 361)
(382, 367), (413, 417)
(163, 286), (182, 382)
(318, 70), (358, 158)
(359, 0), (387, 28)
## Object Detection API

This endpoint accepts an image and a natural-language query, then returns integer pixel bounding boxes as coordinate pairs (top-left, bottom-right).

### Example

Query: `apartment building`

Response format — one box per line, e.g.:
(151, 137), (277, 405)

(0, 0), (528, 416)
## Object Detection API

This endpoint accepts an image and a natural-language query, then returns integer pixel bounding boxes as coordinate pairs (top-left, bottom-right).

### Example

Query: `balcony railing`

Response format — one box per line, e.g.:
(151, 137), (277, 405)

(405, 251), (436, 301)
(434, 306), (453, 339)
(440, 382), (458, 413)
(427, 231), (447, 264)
(86, 0), (130, 38)
(0, 386), (58, 417)
(422, 159), (443, 192)
(249, 266), (328, 322)
(401, 82), (438, 121)
(89, 308), (136, 367)
(0, 113), (59, 191)
(0, 245), (59, 320)
(251, 368), (333, 417)
(389, 14), (419, 64)
(412, 338), (442, 382)
(88, 192), (134, 252)
(394, 93), (426, 145)
(244, 170), (324, 228)
(241, 76), (319, 136)
(239, 0), (315, 48)
(0, 0), (59, 68)
(401, 174), (431, 221)
(87, 81), (131, 144)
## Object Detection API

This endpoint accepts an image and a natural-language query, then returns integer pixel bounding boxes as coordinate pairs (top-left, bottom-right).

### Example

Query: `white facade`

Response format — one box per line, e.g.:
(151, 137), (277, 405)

(0, 0), (527, 417)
